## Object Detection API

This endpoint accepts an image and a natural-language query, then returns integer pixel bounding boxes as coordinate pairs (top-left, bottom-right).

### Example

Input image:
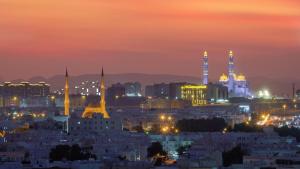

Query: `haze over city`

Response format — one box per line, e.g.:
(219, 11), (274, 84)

(1, 0), (300, 84)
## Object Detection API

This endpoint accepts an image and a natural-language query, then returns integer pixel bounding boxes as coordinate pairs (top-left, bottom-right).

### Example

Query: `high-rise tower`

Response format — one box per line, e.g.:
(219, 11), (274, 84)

(228, 50), (235, 91)
(64, 68), (70, 116)
(203, 51), (208, 85)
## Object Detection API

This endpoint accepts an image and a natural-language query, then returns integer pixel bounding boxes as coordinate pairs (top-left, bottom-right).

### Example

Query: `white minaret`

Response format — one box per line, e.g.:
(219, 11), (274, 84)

(203, 51), (208, 85)
(228, 50), (235, 91)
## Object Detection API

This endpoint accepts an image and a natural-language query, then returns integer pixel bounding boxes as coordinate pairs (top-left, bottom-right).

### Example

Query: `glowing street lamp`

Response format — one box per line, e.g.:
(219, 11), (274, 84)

(160, 115), (166, 121)
(283, 104), (287, 120)
(161, 126), (169, 133)
(283, 104), (287, 109)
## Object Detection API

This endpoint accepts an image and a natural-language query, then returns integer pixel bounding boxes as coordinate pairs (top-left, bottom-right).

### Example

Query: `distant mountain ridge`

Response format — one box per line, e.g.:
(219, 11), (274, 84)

(1, 73), (299, 96)
(4, 73), (201, 93)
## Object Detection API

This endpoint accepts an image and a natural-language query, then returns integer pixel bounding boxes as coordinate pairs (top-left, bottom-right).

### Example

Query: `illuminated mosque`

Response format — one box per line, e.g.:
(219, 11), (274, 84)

(81, 68), (110, 119)
(63, 67), (110, 119)
(64, 68), (121, 133)
(203, 50), (251, 98)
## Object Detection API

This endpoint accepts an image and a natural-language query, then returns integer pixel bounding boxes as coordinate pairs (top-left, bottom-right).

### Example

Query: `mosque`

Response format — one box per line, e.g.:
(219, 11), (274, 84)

(63, 68), (121, 133)
(202, 50), (252, 98)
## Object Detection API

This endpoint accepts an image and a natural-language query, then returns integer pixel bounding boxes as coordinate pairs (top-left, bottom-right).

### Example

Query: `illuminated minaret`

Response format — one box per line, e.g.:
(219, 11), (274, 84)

(100, 67), (110, 118)
(228, 50), (235, 91)
(202, 51), (208, 85)
(81, 67), (110, 119)
(64, 68), (70, 116)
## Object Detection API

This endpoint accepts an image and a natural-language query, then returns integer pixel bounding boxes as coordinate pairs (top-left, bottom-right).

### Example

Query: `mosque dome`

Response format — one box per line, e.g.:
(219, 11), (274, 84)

(236, 73), (246, 81)
(219, 73), (229, 82)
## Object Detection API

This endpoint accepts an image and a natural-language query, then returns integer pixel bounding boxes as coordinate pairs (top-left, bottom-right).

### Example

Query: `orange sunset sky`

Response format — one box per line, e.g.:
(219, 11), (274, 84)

(0, 0), (300, 83)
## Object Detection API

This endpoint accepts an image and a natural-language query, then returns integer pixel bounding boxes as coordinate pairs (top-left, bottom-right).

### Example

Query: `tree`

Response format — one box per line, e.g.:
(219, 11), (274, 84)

(222, 146), (246, 167)
(49, 144), (96, 162)
(118, 155), (127, 161)
(274, 126), (300, 142)
(176, 118), (227, 132)
(231, 123), (263, 132)
(70, 144), (82, 161)
(147, 142), (167, 158)
(49, 145), (70, 161)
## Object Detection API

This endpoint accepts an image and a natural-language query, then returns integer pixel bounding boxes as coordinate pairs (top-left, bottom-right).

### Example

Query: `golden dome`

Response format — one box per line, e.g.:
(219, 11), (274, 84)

(236, 73), (246, 81)
(204, 51), (208, 57)
(219, 73), (228, 82)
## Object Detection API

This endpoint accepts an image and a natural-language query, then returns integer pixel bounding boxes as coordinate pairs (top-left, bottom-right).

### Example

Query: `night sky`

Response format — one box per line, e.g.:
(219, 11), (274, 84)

(0, 0), (300, 82)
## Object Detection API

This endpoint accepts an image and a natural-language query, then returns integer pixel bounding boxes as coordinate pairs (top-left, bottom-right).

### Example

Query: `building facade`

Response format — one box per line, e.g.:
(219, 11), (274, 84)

(124, 82), (142, 97)
(69, 113), (122, 133)
(169, 82), (188, 100)
(0, 82), (50, 98)
(181, 85), (207, 106)
(145, 83), (169, 99)
(207, 83), (229, 103)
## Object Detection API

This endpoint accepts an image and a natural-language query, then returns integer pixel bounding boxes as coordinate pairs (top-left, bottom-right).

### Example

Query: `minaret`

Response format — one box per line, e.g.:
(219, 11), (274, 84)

(203, 51), (208, 85)
(64, 68), (70, 116)
(100, 67), (110, 118)
(228, 50), (235, 91)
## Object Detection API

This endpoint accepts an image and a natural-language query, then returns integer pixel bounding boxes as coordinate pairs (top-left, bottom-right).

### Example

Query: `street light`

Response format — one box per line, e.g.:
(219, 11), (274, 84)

(283, 104), (287, 120)
(160, 115), (166, 121)
(161, 126), (169, 133)
(283, 104), (287, 109)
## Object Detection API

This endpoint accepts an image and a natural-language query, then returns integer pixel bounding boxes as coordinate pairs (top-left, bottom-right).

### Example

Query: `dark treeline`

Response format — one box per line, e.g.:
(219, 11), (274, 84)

(147, 142), (168, 166)
(274, 126), (300, 142)
(49, 144), (96, 162)
(147, 142), (167, 158)
(231, 123), (263, 132)
(222, 145), (246, 167)
(176, 118), (227, 132)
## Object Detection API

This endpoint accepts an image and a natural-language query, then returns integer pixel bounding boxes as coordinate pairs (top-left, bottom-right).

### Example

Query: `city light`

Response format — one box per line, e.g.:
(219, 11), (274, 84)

(1, 1), (300, 167)
(257, 114), (270, 126)
(258, 89), (271, 99)
(0, 131), (5, 138)
(283, 104), (287, 110)
(161, 126), (169, 133)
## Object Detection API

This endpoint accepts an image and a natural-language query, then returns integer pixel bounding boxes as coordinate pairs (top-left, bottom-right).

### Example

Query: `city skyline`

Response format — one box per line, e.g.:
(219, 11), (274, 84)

(0, 0), (300, 82)
(1, 1), (300, 168)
